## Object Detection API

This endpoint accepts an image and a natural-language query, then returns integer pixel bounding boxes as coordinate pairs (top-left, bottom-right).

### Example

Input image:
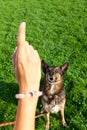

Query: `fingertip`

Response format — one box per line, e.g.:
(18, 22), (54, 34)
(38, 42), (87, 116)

(18, 22), (26, 45)
(20, 22), (26, 28)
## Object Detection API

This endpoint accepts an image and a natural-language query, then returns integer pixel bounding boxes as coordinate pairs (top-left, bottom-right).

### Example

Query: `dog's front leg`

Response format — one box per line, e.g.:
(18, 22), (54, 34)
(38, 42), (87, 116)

(60, 108), (67, 127)
(46, 113), (50, 130)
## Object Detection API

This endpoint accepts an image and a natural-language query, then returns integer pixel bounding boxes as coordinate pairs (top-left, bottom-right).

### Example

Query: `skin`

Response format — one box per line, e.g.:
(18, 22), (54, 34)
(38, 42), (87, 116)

(13, 22), (41, 130)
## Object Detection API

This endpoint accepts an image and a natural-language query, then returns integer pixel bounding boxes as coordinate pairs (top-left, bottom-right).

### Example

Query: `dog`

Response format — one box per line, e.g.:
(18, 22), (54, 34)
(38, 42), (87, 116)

(41, 60), (69, 130)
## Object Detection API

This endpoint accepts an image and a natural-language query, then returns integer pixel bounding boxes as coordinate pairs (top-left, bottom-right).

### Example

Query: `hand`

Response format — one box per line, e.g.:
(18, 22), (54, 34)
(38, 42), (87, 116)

(13, 22), (41, 93)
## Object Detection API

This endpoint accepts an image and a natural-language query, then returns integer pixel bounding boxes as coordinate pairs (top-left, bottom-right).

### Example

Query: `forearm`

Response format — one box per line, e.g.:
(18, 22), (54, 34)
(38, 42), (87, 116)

(14, 84), (39, 130)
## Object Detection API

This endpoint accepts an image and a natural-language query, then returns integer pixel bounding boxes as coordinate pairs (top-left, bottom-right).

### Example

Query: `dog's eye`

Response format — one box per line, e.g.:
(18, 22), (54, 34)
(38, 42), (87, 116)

(55, 77), (58, 80)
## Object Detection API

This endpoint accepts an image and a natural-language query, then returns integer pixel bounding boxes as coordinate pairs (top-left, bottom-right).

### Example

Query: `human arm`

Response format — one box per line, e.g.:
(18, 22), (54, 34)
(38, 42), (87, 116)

(13, 22), (41, 130)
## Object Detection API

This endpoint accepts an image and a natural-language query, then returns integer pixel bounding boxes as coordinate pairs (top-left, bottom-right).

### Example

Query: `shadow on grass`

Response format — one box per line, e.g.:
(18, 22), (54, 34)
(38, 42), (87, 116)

(0, 81), (18, 126)
(0, 80), (18, 105)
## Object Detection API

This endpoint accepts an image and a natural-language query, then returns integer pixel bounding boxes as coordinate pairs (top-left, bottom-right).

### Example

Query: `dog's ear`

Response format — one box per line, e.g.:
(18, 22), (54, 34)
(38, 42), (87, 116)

(60, 62), (69, 75)
(41, 60), (49, 73)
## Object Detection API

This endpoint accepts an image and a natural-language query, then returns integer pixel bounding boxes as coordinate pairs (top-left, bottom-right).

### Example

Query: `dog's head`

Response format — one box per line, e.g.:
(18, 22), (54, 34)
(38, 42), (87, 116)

(41, 60), (69, 85)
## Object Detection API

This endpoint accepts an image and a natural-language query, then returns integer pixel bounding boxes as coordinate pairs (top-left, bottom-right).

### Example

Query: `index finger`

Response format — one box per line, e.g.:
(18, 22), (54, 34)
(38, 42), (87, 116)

(17, 22), (26, 46)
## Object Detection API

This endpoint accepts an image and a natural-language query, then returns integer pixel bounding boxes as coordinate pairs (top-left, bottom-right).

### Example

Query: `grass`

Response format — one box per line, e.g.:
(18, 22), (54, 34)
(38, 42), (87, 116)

(0, 0), (87, 129)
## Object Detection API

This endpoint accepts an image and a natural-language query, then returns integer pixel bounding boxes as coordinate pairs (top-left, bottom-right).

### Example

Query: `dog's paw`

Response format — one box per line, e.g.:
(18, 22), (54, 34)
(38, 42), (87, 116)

(41, 108), (44, 114)
(63, 122), (67, 128)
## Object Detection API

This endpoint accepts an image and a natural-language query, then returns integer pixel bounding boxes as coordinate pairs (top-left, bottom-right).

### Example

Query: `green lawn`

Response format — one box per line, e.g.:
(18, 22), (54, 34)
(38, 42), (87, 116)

(0, 0), (87, 130)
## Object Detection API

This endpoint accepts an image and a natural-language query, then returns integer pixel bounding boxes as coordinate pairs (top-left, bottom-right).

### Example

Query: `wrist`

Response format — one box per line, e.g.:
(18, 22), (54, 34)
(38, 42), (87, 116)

(19, 84), (40, 94)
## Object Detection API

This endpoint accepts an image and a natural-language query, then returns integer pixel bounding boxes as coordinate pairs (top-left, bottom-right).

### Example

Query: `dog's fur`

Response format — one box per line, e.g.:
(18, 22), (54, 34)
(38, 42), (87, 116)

(41, 60), (69, 130)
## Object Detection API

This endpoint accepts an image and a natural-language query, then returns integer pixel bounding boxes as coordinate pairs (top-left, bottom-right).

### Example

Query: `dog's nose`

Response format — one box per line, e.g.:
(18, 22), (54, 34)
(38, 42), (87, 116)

(49, 76), (54, 81)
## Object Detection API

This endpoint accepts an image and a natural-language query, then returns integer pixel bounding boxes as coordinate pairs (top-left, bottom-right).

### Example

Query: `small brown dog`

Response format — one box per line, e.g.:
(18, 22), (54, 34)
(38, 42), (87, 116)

(41, 60), (69, 130)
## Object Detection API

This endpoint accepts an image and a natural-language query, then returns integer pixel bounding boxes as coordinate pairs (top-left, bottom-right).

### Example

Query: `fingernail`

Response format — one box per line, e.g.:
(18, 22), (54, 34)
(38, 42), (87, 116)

(21, 22), (26, 27)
